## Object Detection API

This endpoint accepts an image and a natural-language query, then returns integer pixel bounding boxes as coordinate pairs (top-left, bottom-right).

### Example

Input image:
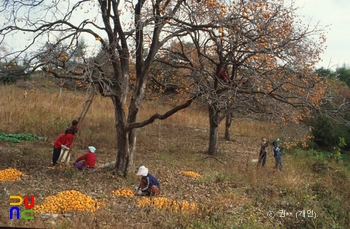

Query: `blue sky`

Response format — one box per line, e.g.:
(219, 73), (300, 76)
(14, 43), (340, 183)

(295, 0), (350, 70)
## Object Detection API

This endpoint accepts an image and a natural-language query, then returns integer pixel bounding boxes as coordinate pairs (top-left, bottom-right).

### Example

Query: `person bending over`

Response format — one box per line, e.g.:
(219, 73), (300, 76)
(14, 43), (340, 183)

(135, 166), (160, 196)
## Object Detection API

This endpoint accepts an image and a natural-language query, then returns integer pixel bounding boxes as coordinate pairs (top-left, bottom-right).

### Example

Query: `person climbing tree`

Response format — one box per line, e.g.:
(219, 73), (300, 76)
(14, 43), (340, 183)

(218, 65), (231, 82)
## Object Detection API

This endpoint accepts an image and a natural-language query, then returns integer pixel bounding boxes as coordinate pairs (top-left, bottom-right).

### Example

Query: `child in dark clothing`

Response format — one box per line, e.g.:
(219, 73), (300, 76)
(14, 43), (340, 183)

(135, 166), (160, 196)
(66, 120), (78, 135)
(257, 137), (269, 167)
(64, 120), (78, 147)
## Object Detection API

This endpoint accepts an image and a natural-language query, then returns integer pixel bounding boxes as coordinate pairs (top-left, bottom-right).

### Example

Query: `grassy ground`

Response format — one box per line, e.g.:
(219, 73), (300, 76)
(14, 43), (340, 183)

(0, 80), (349, 228)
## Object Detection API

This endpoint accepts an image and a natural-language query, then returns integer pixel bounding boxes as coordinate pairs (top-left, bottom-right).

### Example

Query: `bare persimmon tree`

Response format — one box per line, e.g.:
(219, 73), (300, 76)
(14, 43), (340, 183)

(0, 0), (203, 176)
(157, 0), (328, 155)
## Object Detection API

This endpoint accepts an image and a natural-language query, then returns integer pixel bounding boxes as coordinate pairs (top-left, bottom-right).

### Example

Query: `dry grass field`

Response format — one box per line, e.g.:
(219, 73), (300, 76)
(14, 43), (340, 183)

(0, 78), (349, 228)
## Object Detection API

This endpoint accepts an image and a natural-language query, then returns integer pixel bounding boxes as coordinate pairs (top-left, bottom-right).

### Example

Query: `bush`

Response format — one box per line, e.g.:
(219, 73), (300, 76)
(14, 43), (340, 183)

(306, 115), (350, 151)
(0, 62), (28, 84)
(0, 133), (39, 143)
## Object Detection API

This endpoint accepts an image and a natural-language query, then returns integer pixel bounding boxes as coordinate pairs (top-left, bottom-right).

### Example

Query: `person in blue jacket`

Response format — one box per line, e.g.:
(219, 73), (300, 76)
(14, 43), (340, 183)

(135, 166), (160, 196)
(273, 139), (284, 171)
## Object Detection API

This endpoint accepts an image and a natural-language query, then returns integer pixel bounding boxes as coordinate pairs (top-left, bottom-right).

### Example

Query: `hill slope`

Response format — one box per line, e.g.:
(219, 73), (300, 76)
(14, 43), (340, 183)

(0, 83), (349, 228)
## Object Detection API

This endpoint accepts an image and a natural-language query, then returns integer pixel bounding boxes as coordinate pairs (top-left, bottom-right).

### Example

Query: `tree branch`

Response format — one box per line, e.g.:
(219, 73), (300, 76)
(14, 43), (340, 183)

(127, 93), (200, 130)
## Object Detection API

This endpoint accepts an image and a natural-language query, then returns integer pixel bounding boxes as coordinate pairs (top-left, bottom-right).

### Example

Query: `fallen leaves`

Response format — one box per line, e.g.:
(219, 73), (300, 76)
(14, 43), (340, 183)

(47, 164), (73, 170)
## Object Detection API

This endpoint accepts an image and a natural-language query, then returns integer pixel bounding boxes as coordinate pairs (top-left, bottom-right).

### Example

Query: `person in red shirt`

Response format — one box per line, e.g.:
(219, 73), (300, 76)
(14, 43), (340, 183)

(218, 66), (231, 82)
(51, 120), (79, 166)
(52, 133), (67, 165)
(73, 146), (97, 170)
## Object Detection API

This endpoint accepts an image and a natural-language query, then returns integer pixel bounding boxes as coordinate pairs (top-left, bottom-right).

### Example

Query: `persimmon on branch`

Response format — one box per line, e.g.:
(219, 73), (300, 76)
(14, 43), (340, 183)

(158, 0), (327, 123)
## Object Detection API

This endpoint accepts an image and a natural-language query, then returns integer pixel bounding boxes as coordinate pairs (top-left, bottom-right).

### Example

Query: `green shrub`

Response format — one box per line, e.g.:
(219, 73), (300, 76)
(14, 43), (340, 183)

(306, 115), (350, 150)
(0, 62), (28, 84)
(0, 132), (39, 143)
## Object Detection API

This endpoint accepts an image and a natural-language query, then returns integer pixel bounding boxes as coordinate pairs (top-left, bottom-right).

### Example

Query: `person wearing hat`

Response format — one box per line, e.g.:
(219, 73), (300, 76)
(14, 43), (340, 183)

(73, 146), (97, 170)
(135, 166), (160, 196)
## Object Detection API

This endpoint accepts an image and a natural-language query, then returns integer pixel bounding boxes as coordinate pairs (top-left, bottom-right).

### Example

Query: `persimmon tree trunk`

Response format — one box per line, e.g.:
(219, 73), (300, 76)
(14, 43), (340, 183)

(115, 126), (130, 175)
(224, 113), (233, 141)
(208, 105), (220, 155)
